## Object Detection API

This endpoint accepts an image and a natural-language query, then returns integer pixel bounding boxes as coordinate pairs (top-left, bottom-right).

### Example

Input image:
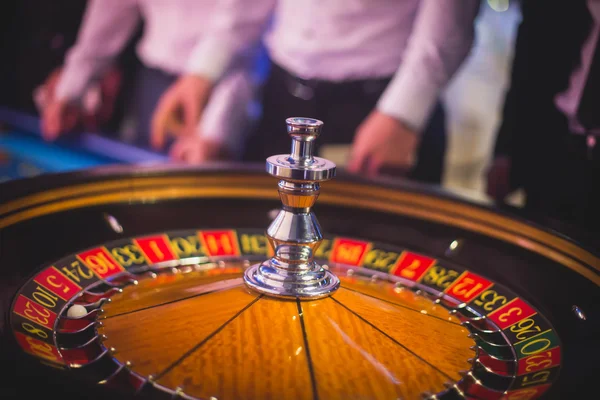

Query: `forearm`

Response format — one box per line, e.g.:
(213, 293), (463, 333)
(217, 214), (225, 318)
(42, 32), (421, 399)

(55, 0), (140, 102)
(377, 0), (480, 133)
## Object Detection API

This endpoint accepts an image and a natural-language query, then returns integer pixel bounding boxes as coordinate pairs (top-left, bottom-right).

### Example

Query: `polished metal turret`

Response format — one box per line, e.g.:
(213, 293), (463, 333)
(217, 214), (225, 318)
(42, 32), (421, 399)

(243, 117), (339, 299)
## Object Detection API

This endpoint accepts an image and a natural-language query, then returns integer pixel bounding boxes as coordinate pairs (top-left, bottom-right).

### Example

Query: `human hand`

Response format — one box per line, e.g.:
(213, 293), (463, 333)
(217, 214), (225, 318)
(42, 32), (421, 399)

(81, 67), (122, 131)
(169, 135), (231, 165)
(38, 69), (80, 141)
(347, 111), (418, 178)
(485, 155), (513, 202)
(151, 74), (213, 151)
(38, 67), (122, 140)
(40, 98), (81, 141)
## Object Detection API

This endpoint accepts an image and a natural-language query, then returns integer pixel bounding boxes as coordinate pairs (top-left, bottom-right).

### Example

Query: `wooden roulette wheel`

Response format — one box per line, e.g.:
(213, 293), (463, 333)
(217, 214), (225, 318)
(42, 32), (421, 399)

(0, 118), (597, 399)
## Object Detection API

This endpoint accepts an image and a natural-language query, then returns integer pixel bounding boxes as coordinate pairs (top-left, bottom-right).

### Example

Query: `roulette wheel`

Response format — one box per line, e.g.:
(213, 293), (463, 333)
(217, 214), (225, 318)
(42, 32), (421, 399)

(0, 118), (598, 400)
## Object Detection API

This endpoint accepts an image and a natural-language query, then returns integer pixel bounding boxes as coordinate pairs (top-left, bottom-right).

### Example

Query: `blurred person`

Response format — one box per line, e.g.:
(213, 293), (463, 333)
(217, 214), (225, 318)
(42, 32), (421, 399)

(39, 0), (260, 163)
(152, 0), (480, 183)
(486, 0), (600, 235)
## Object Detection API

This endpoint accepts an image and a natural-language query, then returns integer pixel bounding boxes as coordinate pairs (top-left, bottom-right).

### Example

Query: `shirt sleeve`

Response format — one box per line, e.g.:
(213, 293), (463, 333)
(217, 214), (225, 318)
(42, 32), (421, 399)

(55, 0), (141, 102)
(184, 0), (276, 81)
(198, 65), (261, 156)
(376, 0), (480, 133)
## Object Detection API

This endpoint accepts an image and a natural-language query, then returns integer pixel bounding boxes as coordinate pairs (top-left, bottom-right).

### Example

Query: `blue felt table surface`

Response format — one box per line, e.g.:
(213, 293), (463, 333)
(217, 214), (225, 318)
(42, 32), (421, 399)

(0, 130), (112, 172)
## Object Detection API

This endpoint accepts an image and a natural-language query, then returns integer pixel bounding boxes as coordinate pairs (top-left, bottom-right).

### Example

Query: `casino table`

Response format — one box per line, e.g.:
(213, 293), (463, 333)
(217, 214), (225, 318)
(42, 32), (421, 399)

(0, 117), (597, 400)
(0, 107), (169, 182)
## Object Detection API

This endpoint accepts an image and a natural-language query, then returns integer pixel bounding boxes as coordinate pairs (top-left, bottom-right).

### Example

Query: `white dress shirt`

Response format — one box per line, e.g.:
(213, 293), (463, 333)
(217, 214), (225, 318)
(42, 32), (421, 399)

(555, 0), (600, 135)
(54, 0), (259, 151)
(186, 0), (479, 133)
